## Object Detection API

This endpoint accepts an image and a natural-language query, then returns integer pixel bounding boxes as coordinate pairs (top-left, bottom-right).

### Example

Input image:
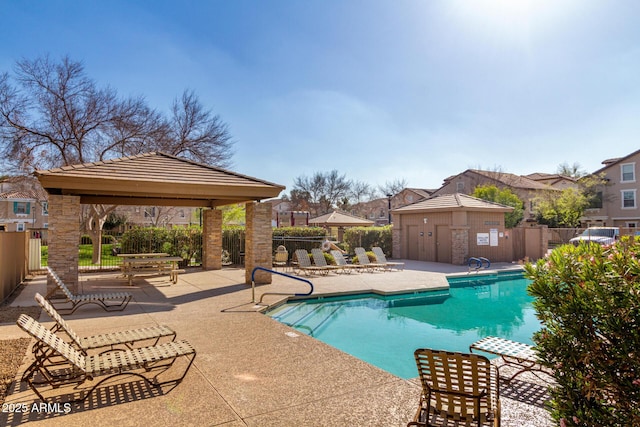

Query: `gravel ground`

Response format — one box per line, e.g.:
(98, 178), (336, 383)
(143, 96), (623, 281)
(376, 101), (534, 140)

(1, 287), (41, 405)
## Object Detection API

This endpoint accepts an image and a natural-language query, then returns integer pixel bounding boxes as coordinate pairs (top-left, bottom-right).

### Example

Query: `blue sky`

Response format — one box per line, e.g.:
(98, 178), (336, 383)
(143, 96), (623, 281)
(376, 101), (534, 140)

(2, 0), (639, 195)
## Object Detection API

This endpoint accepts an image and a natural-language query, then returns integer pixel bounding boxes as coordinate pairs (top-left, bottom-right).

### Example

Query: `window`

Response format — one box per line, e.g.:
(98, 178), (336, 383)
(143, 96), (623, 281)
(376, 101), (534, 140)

(144, 207), (156, 218)
(13, 202), (30, 215)
(621, 163), (635, 182)
(379, 209), (385, 218)
(179, 209), (185, 218)
(456, 182), (464, 191)
(588, 191), (603, 209)
(622, 190), (636, 209)
(42, 202), (48, 216)
(16, 223), (25, 232)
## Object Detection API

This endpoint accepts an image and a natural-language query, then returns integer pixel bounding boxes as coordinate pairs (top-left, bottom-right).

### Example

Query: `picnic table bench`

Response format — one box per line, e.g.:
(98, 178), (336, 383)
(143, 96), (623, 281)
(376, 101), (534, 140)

(469, 336), (553, 383)
(118, 253), (184, 286)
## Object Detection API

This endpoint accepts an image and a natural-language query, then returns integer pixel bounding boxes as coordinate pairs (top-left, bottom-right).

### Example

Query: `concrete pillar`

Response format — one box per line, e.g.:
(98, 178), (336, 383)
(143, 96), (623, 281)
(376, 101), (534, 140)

(202, 208), (222, 270)
(47, 194), (81, 295)
(450, 226), (470, 266)
(245, 202), (272, 285)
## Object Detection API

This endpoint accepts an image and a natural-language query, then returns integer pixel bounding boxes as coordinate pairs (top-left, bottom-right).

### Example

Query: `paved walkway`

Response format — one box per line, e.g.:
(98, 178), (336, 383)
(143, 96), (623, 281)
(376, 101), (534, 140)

(1, 261), (551, 426)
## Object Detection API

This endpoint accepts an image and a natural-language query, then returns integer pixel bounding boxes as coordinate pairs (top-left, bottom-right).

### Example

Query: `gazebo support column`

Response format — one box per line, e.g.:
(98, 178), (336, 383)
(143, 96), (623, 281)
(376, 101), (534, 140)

(202, 208), (222, 270)
(245, 202), (272, 285)
(47, 194), (81, 295)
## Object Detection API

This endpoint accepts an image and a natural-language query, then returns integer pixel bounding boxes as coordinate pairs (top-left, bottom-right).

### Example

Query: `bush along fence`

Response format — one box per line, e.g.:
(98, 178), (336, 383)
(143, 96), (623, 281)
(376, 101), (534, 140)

(38, 225), (394, 271)
(525, 238), (640, 427)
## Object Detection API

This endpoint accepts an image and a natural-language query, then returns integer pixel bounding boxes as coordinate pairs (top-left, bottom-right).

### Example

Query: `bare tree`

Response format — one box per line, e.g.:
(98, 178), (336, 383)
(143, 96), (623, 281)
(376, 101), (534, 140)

(0, 55), (234, 262)
(378, 178), (408, 197)
(349, 180), (376, 204)
(162, 90), (234, 167)
(557, 162), (587, 178)
(292, 170), (351, 216)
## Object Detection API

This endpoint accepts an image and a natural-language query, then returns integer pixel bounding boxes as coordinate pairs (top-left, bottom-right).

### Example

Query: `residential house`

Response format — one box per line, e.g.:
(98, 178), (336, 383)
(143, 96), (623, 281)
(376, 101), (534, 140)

(349, 188), (434, 226)
(525, 173), (578, 190)
(431, 169), (559, 222)
(580, 149), (640, 229)
(0, 177), (49, 235)
(112, 205), (197, 230)
(395, 188), (433, 208)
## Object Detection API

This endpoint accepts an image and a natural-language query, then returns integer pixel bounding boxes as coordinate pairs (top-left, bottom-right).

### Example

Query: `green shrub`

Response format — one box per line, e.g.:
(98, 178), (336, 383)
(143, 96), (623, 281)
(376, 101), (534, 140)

(352, 251), (376, 264)
(120, 226), (202, 263)
(323, 252), (335, 265)
(343, 226), (392, 255)
(525, 239), (640, 426)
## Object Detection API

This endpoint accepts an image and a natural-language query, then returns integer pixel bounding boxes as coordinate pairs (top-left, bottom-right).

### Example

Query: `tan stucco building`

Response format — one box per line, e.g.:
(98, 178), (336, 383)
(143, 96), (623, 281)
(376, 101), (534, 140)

(392, 193), (515, 265)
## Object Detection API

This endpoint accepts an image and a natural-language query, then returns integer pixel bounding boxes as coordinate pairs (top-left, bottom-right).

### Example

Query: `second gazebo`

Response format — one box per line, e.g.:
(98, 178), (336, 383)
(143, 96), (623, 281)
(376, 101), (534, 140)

(308, 210), (374, 241)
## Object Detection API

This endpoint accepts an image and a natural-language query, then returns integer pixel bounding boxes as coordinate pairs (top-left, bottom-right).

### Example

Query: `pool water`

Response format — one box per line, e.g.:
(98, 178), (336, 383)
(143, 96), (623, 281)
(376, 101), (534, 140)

(266, 272), (539, 379)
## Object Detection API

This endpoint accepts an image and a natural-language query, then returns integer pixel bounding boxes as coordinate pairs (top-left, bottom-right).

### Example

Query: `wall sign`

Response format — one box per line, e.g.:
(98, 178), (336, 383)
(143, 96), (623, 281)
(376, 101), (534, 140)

(477, 233), (489, 245)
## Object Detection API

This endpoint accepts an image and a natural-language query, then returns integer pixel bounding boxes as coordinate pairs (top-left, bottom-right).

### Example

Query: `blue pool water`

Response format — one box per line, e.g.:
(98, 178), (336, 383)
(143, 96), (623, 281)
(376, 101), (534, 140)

(266, 272), (539, 379)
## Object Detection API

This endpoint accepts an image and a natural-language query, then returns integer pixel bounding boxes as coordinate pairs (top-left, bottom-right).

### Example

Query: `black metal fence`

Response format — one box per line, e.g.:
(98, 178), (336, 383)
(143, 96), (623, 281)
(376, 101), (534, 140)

(37, 229), (330, 271)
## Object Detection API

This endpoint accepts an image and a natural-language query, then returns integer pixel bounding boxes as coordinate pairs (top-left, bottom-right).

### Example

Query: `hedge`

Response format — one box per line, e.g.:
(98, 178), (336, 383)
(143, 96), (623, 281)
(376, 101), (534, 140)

(525, 239), (640, 426)
(343, 226), (392, 255)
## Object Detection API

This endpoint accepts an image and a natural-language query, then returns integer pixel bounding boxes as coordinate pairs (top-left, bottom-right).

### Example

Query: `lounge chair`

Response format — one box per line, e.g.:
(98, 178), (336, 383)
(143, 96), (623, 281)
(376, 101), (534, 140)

(354, 247), (387, 272)
(469, 336), (553, 383)
(372, 246), (405, 271)
(45, 266), (132, 314)
(273, 245), (289, 270)
(16, 314), (196, 402)
(292, 249), (330, 276)
(330, 250), (365, 273)
(35, 292), (175, 354)
(408, 348), (500, 427)
(310, 248), (340, 274)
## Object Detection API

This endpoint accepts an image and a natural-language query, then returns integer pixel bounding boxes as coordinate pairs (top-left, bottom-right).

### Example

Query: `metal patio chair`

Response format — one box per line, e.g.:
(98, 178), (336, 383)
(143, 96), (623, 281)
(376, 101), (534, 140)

(330, 250), (365, 273)
(292, 249), (329, 276)
(310, 248), (340, 274)
(372, 246), (405, 271)
(16, 314), (196, 402)
(35, 292), (175, 354)
(408, 348), (500, 427)
(354, 247), (387, 272)
(45, 266), (132, 314)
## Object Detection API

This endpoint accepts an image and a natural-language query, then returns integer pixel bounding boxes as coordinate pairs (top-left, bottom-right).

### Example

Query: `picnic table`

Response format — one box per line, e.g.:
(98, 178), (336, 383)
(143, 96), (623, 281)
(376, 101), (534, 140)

(118, 253), (184, 286)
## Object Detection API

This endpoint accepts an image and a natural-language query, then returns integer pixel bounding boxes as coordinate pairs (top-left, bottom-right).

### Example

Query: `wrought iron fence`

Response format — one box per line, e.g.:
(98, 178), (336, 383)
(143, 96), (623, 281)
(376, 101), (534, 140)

(36, 228), (332, 271)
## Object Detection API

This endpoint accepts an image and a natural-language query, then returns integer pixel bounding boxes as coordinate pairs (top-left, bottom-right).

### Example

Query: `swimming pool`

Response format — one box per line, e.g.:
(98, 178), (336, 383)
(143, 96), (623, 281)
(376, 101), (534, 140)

(266, 272), (539, 379)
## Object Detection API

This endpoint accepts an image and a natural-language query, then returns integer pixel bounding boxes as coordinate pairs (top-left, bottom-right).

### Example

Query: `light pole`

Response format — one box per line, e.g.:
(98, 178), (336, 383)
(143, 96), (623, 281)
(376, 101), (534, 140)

(387, 194), (392, 225)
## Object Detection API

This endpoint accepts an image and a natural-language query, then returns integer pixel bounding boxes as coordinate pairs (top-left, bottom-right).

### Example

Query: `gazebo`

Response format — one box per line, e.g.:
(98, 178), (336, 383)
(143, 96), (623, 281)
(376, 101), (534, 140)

(308, 210), (374, 241)
(35, 152), (285, 293)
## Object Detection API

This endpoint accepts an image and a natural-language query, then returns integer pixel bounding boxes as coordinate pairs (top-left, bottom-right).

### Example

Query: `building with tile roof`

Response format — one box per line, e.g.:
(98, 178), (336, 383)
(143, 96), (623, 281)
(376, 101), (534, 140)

(391, 193), (536, 265)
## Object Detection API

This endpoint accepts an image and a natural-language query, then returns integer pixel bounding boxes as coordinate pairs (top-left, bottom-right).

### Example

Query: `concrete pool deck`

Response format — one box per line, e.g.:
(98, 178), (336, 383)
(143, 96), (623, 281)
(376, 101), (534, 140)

(1, 260), (552, 426)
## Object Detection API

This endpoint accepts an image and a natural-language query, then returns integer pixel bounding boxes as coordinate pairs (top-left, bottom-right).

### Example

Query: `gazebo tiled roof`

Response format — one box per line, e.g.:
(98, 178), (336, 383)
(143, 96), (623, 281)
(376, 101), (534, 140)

(309, 210), (374, 227)
(34, 152), (285, 207)
(392, 193), (514, 214)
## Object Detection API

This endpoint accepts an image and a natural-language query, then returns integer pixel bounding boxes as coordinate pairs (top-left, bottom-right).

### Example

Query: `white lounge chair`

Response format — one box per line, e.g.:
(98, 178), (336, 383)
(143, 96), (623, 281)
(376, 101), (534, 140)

(372, 246), (405, 271)
(45, 267), (132, 314)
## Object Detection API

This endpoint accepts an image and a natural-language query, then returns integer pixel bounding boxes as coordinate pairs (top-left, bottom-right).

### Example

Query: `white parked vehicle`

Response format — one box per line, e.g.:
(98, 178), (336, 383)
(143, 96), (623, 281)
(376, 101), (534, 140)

(569, 227), (620, 246)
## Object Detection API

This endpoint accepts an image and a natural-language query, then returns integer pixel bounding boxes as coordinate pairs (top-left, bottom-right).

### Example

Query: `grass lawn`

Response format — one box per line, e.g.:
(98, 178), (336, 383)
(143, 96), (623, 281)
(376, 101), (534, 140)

(41, 244), (121, 267)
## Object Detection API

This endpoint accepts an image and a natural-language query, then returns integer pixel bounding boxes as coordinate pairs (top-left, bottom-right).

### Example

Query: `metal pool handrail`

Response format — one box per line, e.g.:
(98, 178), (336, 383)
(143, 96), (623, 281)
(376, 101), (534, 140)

(468, 257), (491, 273)
(251, 267), (314, 304)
